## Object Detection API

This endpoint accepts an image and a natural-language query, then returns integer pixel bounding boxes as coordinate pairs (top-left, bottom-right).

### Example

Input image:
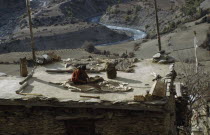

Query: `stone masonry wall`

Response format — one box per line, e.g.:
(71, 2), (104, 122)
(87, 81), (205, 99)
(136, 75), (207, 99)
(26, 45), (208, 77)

(0, 106), (66, 135)
(0, 105), (173, 135)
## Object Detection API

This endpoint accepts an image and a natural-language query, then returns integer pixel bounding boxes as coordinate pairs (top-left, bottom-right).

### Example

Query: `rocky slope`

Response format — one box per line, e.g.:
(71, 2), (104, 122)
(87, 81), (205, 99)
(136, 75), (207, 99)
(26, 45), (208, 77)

(200, 0), (210, 12)
(0, 0), (25, 38)
(100, 0), (209, 37)
(25, 0), (121, 28)
(0, 0), (50, 38)
(0, 0), (25, 9)
(0, 23), (128, 53)
(0, 0), (130, 53)
(100, 0), (184, 37)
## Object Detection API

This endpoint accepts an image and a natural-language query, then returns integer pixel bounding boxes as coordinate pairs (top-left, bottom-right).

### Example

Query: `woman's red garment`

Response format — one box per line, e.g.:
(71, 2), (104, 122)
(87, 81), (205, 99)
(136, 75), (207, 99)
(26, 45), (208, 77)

(71, 69), (89, 84)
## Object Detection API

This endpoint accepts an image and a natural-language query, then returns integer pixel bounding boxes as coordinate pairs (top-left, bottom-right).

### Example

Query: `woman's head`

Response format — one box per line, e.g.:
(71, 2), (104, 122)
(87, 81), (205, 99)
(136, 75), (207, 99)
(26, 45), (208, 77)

(81, 65), (86, 70)
(77, 65), (86, 70)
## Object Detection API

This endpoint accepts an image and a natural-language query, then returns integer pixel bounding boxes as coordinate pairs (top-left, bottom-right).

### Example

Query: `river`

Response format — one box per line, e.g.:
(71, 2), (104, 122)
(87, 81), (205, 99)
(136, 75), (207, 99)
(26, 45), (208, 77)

(89, 16), (147, 41)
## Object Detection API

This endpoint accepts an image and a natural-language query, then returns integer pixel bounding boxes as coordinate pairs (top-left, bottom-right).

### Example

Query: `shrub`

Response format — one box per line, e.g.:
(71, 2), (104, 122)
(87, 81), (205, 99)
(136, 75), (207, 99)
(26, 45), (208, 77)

(106, 6), (111, 14)
(162, 26), (169, 33)
(121, 53), (128, 58)
(106, 51), (110, 55)
(181, 0), (204, 16)
(103, 50), (107, 55)
(82, 41), (96, 53)
(128, 52), (135, 58)
(132, 14), (138, 21)
(169, 21), (176, 30)
(21, 13), (27, 19)
(125, 15), (131, 22)
(66, 7), (73, 18)
(94, 49), (102, 54)
(113, 53), (119, 56)
(133, 43), (140, 51)
(107, 6), (120, 14)
(111, 8), (120, 14)
(145, 24), (149, 29)
(135, 5), (141, 13)
(127, 10), (132, 15)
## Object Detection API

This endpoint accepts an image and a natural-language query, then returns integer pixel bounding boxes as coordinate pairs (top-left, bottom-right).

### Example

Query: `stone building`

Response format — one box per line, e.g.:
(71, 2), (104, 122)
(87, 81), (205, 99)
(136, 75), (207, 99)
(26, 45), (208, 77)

(0, 60), (178, 135)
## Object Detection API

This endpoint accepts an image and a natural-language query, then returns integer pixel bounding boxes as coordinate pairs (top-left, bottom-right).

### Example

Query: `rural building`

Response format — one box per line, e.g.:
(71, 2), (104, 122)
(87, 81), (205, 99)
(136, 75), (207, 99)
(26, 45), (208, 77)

(0, 59), (178, 135)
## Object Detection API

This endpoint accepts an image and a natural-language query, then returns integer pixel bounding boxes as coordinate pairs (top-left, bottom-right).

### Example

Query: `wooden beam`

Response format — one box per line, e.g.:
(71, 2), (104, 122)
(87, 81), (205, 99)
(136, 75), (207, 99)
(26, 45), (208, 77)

(46, 69), (73, 73)
(19, 73), (33, 85)
(19, 93), (42, 96)
(16, 82), (29, 94)
(56, 115), (104, 120)
(46, 69), (100, 73)
(80, 95), (100, 99)
(19, 67), (36, 85)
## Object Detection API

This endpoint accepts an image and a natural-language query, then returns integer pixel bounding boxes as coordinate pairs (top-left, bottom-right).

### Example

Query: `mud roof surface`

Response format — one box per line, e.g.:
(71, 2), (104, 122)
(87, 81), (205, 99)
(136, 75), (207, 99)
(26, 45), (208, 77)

(0, 59), (170, 107)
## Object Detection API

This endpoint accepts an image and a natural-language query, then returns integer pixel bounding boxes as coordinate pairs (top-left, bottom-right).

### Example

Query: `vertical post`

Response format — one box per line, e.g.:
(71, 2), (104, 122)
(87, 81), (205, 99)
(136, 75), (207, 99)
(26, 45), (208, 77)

(20, 57), (28, 77)
(26, 0), (36, 61)
(154, 0), (161, 51)
(194, 31), (198, 73)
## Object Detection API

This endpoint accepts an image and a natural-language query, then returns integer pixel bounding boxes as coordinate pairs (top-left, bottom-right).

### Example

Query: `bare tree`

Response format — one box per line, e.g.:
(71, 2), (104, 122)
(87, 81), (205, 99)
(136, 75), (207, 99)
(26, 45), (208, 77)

(177, 62), (210, 135)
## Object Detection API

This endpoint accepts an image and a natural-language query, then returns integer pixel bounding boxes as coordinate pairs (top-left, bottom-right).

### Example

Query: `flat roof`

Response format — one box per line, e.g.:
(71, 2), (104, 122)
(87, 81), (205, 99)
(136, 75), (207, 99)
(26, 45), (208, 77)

(0, 59), (171, 109)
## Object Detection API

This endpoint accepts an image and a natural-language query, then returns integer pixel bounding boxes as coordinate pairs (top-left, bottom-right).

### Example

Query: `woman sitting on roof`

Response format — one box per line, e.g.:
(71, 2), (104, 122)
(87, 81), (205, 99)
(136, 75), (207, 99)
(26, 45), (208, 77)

(71, 65), (89, 85)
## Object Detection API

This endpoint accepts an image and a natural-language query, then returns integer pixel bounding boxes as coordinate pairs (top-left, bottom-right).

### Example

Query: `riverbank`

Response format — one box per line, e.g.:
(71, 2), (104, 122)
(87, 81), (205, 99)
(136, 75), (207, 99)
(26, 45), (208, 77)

(0, 22), (130, 54)
(88, 16), (147, 41)
(97, 21), (210, 62)
(0, 12), (147, 54)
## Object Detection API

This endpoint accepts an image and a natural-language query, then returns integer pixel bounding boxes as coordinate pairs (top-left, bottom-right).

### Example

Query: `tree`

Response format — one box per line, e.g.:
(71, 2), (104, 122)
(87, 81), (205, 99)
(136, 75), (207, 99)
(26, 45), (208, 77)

(177, 62), (210, 135)
(82, 41), (96, 53)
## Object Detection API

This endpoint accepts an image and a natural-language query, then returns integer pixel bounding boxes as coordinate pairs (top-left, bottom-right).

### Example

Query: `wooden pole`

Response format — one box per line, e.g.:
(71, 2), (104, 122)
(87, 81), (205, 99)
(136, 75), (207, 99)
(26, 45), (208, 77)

(154, 0), (161, 51)
(194, 31), (198, 73)
(16, 82), (28, 94)
(26, 0), (36, 61)
(80, 95), (100, 99)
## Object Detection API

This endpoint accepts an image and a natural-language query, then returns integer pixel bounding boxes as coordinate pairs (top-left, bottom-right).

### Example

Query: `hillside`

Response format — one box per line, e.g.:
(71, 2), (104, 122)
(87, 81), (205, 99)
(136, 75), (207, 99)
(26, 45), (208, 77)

(0, 0), (131, 53)
(0, 0), (210, 54)
(100, 0), (208, 37)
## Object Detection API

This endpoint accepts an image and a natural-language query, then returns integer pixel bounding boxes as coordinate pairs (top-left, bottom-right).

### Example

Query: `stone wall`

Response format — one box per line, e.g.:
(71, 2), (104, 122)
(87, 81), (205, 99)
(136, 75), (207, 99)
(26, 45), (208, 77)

(0, 105), (174, 135)
(0, 106), (66, 135)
